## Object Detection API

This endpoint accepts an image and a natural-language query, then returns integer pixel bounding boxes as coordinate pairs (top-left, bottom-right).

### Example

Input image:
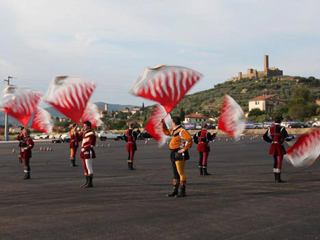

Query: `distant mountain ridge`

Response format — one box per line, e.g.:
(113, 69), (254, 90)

(0, 102), (139, 125)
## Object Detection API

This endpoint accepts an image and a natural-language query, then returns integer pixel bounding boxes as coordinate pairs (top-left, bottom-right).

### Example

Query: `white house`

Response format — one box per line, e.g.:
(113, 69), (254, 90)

(184, 114), (209, 124)
(249, 94), (285, 114)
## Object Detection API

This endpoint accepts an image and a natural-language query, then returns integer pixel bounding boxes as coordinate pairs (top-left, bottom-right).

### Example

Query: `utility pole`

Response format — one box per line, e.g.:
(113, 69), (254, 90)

(3, 76), (13, 141)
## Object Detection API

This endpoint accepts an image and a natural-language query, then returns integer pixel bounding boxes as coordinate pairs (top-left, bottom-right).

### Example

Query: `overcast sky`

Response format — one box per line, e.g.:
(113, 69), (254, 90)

(0, 0), (319, 106)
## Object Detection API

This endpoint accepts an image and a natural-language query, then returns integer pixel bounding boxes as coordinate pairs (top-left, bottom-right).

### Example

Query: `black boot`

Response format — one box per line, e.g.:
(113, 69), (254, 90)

(21, 172), (27, 179)
(80, 176), (88, 188)
(203, 167), (211, 176)
(128, 162), (131, 170)
(278, 173), (285, 183)
(274, 173), (278, 183)
(71, 160), (78, 167)
(24, 172), (30, 179)
(199, 166), (203, 176)
(167, 184), (179, 197)
(176, 185), (186, 198)
(130, 163), (136, 170)
(84, 175), (93, 188)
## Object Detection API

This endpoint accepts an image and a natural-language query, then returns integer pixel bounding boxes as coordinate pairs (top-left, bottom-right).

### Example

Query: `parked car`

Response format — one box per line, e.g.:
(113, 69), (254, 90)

(98, 131), (107, 141)
(52, 137), (64, 143)
(33, 135), (41, 140)
(312, 120), (320, 127)
(103, 131), (124, 141)
(253, 123), (263, 129)
(39, 134), (49, 139)
(245, 122), (255, 129)
(263, 122), (274, 128)
(60, 134), (71, 142)
(281, 121), (305, 128)
(298, 122), (309, 128)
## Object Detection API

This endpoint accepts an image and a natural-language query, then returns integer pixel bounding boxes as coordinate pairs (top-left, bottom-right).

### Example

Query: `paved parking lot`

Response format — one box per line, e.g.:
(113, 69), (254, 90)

(1, 137), (320, 239)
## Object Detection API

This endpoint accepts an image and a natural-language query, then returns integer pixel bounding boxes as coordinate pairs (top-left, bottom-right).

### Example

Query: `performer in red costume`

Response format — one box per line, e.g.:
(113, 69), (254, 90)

(124, 123), (138, 170)
(69, 124), (80, 167)
(20, 128), (34, 179)
(79, 121), (96, 188)
(193, 123), (216, 176)
(16, 127), (25, 163)
(263, 117), (294, 183)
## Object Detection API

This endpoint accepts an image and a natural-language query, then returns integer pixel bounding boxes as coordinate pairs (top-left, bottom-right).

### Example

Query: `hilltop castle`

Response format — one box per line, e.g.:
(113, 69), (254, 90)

(228, 55), (283, 82)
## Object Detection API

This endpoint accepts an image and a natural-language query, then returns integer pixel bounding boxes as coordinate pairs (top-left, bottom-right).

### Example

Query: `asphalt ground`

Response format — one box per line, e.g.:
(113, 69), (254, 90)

(1, 136), (320, 240)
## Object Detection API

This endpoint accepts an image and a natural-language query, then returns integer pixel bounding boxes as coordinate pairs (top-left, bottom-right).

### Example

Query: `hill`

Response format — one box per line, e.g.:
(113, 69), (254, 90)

(0, 102), (138, 126)
(171, 76), (320, 116)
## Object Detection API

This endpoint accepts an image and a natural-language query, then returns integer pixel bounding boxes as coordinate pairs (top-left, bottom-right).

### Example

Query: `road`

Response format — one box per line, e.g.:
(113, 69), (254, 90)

(0, 136), (320, 240)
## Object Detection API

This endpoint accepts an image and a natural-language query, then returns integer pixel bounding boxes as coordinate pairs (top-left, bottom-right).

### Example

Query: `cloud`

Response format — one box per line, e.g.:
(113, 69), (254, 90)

(0, 0), (319, 105)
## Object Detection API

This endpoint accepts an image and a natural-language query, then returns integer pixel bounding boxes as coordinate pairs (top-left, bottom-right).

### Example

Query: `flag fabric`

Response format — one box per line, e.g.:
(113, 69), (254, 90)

(0, 85), (42, 126)
(130, 65), (203, 113)
(285, 130), (320, 168)
(81, 102), (103, 127)
(218, 95), (245, 141)
(145, 104), (172, 147)
(43, 76), (95, 124)
(31, 107), (54, 134)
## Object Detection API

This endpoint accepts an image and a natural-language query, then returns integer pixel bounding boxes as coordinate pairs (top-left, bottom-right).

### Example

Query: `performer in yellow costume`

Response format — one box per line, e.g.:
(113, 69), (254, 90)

(162, 116), (192, 197)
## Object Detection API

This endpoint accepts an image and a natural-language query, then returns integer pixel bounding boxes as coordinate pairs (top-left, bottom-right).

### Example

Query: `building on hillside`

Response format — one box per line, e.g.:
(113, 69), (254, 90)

(249, 94), (286, 114)
(100, 103), (109, 111)
(184, 114), (209, 124)
(121, 108), (131, 113)
(228, 55), (283, 82)
(57, 117), (67, 122)
(126, 120), (144, 128)
(131, 107), (141, 115)
(9, 127), (21, 133)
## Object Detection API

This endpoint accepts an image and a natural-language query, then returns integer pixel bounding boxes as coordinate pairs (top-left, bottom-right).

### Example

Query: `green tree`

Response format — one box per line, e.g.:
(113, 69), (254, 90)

(248, 108), (266, 117)
(287, 87), (317, 121)
(179, 107), (186, 121)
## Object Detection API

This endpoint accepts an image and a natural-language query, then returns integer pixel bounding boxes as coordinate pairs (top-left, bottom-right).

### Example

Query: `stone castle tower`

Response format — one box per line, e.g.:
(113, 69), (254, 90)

(228, 55), (283, 82)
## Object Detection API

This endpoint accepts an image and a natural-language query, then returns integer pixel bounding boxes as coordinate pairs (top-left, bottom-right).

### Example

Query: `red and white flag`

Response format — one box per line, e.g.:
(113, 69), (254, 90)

(81, 102), (103, 127)
(145, 104), (172, 147)
(130, 65), (203, 113)
(43, 76), (95, 124)
(0, 85), (42, 126)
(218, 95), (245, 141)
(285, 130), (320, 168)
(31, 107), (54, 134)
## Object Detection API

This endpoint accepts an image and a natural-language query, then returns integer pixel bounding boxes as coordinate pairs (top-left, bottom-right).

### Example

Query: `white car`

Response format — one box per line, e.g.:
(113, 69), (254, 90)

(312, 121), (320, 127)
(99, 131), (107, 141)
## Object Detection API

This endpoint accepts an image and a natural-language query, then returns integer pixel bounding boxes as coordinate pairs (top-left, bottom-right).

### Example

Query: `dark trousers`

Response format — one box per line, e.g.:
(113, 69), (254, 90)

(198, 152), (209, 167)
(273, 154), (283, 172)
(127, 150), (135, 162)
(23, 158), (30, 172)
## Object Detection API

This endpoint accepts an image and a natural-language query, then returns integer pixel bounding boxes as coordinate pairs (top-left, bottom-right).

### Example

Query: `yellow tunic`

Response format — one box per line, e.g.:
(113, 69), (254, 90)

(162, 123), (192, 151)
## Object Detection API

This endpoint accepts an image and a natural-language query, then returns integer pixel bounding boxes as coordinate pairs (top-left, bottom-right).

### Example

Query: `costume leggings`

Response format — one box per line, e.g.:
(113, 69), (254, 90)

(82, 159), (93, 175)
(171, 160), (186, 185)
(273, 154), (283, 173)
(70, 148), (77, 160)
(23, 158), (30, 172)
(127, 150), (135, 163)
(199, 152), (209, 167)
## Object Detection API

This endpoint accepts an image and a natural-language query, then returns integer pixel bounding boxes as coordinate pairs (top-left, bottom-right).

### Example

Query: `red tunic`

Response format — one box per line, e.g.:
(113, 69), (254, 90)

(69, 129), (80, 149)
(80, 130), (96, 159)
(21, 136), (34, 159)
(197, 129), (210, 152)
(267, 125), (287, 155)
(125, 129), (137, 152)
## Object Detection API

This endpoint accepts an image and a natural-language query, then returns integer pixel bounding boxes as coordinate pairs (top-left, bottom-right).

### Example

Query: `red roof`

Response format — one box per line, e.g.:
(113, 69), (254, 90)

(249, 94), (276, 101)
(185, 114), (208, 119)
